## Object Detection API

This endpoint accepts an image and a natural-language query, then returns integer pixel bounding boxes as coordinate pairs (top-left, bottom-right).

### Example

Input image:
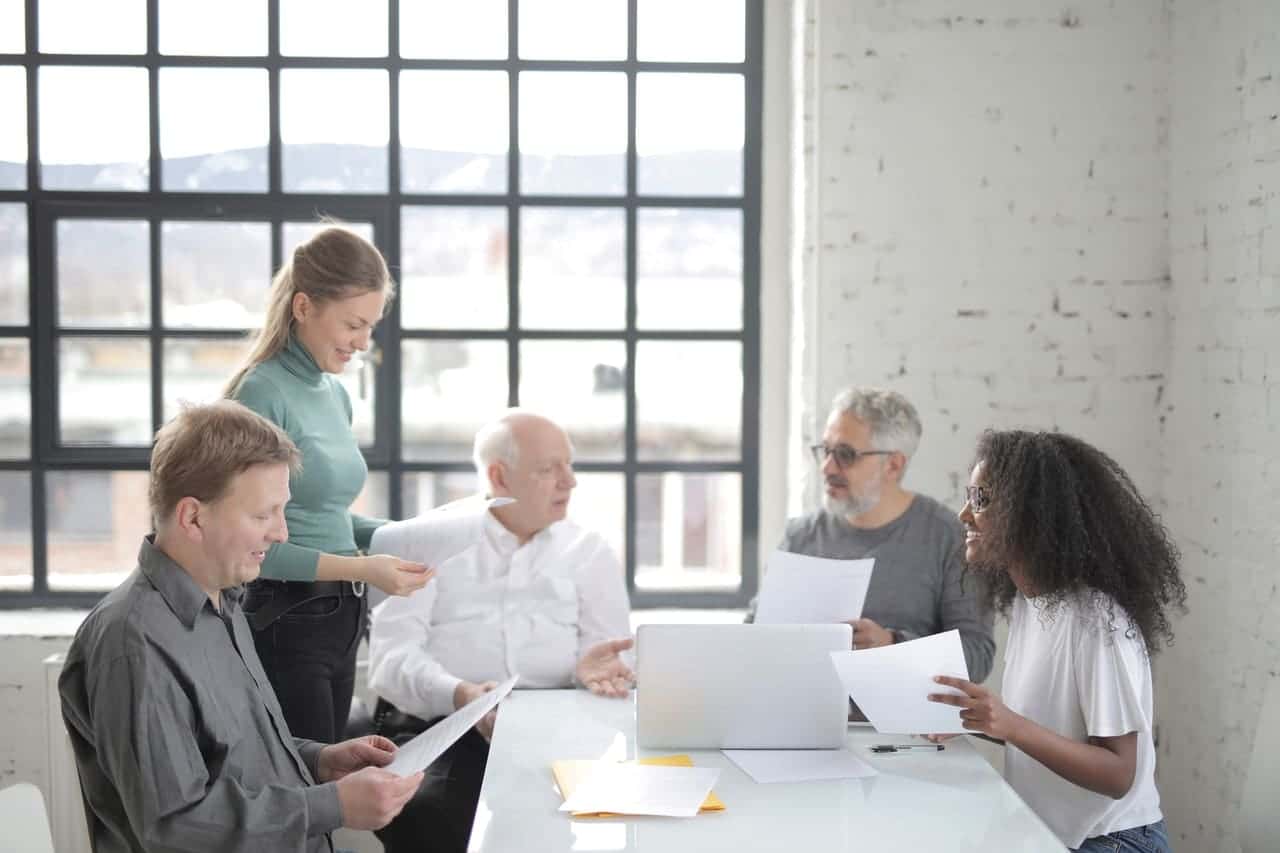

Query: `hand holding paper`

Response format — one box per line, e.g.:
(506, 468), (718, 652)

(829, 629), (970, 734)
(385, 674), (518, 777)
(369, 495), (515, 572)
(755, 550), (874, 625)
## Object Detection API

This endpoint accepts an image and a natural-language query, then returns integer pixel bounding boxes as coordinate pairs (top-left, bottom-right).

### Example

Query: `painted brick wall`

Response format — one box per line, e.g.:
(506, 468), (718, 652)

(1158, 1), (1280, 850)
(796, 0), (1171, 514)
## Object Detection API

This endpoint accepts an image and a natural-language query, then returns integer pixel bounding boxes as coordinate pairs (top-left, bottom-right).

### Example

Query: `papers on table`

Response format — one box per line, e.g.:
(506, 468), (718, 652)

(558, 762), (722, 818)
(369, 495), (515, 568)
(385, 674), (518, 777)
(754, 550), (874, 625)
(552, 755), (725, 817)
(829, 629), (970, 735)
(722, 749), (879, 784)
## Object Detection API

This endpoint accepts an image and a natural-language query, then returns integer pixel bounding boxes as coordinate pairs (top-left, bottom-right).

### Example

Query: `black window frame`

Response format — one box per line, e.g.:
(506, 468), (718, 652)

(0, 0), (763, 610)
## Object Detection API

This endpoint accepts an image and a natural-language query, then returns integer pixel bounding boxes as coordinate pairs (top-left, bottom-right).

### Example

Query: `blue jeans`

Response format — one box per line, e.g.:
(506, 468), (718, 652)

(1073, 820), (1171, 853)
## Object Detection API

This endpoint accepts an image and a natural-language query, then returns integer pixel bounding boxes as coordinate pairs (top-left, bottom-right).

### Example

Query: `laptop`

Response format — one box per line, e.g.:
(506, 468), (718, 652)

(635, 623), (852, 749)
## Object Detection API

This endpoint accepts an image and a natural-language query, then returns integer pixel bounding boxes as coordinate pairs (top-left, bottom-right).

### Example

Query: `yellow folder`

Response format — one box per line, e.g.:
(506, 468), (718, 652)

(551, 754), (726, 817)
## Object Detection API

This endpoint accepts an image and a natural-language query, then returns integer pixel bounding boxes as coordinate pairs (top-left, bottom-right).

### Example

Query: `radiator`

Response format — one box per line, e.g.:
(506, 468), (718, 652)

(44, 654), (92, 853)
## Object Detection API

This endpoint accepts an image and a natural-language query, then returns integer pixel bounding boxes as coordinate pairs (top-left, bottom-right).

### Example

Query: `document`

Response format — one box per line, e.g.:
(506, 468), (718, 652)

(722, 749), (879, 784)
(369, 495), (515, 568)
(385, 674), (518, 777)
(828, 629), (970, 735)
(754, 550), (875, 624)
(559, 763), (722, 818)
(552, 755), (725, 817)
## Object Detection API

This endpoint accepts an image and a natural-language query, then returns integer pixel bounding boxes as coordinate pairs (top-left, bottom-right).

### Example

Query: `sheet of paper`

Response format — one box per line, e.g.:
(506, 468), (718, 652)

(828, 629), (970, 735)
(722, 749), (879, 784)
(754, 550), (875, 624)
(552, 755), (725, 817)
(369, 495), (515, 568)
(559, 764), (721, 818)
(385, 674), (518, 777)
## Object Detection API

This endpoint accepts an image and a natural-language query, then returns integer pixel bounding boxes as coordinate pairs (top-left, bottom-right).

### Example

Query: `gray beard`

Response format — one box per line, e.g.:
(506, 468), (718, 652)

(822, 487), (880, 519)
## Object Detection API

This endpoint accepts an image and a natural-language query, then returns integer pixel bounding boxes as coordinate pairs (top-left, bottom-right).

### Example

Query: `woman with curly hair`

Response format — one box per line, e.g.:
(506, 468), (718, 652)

(928, 429), (1186, 853)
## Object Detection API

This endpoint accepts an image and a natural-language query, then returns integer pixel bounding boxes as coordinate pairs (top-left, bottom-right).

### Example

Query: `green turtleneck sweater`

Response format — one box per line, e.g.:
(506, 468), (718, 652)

(231, 334), (383, 581)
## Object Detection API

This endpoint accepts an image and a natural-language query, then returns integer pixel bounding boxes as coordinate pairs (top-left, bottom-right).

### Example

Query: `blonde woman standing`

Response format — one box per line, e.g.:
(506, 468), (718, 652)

(225, 226), (433, 743)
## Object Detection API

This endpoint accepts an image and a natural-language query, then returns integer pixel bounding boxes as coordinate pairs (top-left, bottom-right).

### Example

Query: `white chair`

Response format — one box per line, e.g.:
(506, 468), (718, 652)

(0, 782), (56, 853)
(1240, 674), (1280, 853)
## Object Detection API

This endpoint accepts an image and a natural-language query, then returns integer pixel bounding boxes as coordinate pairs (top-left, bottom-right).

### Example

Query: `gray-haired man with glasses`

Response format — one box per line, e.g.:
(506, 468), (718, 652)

(751, 387), (994, 694)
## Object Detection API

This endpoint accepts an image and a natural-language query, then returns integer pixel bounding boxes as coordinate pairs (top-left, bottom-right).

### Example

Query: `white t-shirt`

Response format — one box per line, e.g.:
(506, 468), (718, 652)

(1002, 591), (1163, 849)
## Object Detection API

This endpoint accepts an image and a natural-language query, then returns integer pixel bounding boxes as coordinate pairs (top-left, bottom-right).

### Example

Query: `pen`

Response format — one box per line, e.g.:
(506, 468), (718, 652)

(869, 743), (945, 753)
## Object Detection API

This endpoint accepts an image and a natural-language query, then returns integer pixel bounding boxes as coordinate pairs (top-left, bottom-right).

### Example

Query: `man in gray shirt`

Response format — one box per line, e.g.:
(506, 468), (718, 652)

(58, 401), (423, 852)
(760, 387), (994, 685)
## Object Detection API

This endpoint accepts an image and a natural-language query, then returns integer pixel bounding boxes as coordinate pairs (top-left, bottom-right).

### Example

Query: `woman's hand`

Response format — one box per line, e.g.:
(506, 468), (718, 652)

(362, 555), (434, 596)
(928, 675), (1027, 742)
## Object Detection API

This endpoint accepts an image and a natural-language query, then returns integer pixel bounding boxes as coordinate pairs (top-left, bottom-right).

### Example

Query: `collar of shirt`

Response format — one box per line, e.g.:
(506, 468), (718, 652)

(278, 331), (325, 386)
(137, 535), (243, 629)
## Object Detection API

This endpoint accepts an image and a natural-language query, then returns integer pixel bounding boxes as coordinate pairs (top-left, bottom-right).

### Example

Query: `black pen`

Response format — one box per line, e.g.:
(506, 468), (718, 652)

(870, 743), (945, 753)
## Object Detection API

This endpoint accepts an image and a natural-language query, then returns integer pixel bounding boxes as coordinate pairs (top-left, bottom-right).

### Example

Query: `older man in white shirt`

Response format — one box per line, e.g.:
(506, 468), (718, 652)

(368, 409), (633, 853)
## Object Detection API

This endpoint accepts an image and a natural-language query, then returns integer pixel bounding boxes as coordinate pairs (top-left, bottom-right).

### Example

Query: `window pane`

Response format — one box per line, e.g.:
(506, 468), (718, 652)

(57, 219), (149, 328)
(0, 471), (32, 591)
(353, 470), (388, 519)
(636, 340), (740, 461)
(159, 0), (267, 56)
(0, 1), (23, 53)
(402, 339), (507, 461)
(520, 207), (623, 330)
(46, 470), (150, 590)
(39, 67), (149, 191)
(38, 0), (145, 54)
(400, 71), (507, 194)
(0, 202), (27, 324)
(59, 337), (151, 446)
(280, 0), (387, 57)
(518, 340), (625, 461)
(401, 206), (506, 330)
(520, 72), (625, 196)
(635, 472), (741, 591)
(400, 470), (476, 516)
(162, 338), (245, 421)
(281, 70), (388, 194)
(519, 0), (625, 60)
(0, 67), (25, 190)
(637, 73), (743, 197)
(335, 359), (376, 447)
(162, 221), (269, 328)
(0, 339), (29, 458)
(569, 472), (624, 569)
(283, 221), (375, 259)
(638, 208), (741, 330)
(400, 0), (506, 60)
(638, 0), (745, 62)
(161, 69), (268, 193)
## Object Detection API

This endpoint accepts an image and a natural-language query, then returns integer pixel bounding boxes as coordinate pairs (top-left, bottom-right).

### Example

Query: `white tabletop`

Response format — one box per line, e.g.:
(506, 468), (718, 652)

(467, 689), (1066, 852)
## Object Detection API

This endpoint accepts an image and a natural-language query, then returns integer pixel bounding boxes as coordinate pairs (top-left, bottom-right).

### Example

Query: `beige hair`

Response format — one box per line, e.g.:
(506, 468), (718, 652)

(150, 400), (301, 526)
(224, 225), (395, 396)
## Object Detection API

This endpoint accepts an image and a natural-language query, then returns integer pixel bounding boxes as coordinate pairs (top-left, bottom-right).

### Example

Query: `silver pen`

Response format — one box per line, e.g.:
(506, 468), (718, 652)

(870, 743), (945, 753)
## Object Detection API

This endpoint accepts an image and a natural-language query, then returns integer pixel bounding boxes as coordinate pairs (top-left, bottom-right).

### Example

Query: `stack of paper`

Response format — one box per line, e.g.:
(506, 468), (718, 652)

(828, 629), (970, 735)
(553, 755), (724, 818)
(754, 550), (875, 624)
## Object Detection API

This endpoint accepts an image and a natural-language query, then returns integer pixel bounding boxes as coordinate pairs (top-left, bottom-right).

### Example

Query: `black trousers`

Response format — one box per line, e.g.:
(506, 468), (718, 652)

(243, 579), (367, 744)
(374, 707), (490, 853)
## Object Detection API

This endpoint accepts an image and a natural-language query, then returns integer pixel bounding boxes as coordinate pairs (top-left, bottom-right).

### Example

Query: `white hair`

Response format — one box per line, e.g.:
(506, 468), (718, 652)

(472, 416), (519, 492)
(829, 386), (923, 463)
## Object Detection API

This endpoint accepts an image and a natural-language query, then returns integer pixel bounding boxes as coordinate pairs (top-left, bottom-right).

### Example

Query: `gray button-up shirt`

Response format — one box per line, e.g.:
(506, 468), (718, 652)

(59, 537), (343, 852)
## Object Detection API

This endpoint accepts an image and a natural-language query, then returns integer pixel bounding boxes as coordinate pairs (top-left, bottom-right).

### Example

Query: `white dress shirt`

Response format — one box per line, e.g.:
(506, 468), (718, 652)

(369, 512), (632, 721)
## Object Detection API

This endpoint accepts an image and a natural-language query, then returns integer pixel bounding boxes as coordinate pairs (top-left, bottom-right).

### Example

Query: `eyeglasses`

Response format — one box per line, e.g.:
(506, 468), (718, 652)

(809, 443), (894, 468)
(964, 485), (991, 512)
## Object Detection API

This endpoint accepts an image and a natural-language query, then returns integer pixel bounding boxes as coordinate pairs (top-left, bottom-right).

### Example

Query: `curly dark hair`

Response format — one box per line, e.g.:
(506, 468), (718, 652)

(967, 429), (1187, 654)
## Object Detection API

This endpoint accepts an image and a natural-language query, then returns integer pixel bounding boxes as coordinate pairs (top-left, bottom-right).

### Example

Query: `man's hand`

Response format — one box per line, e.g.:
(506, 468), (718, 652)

(335, 767), (423, 831)
(575, 638), (635, 698)
(928, 675), (1027, 742)
(454, 680), (500, 741)
(845, 618), (894, 650)
(317, 735), (397, 782)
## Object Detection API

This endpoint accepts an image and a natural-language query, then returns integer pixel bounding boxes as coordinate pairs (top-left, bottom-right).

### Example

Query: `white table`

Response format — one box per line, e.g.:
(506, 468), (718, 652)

(467, 690), (1066, 852)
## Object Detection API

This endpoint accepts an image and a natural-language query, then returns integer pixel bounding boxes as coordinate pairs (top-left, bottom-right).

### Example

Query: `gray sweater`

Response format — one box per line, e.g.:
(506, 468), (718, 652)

(758, 494), (995, 684)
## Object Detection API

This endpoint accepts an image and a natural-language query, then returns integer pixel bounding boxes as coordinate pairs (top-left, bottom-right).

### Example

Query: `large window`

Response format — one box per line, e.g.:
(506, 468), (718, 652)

(0, 0), (761, 608)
